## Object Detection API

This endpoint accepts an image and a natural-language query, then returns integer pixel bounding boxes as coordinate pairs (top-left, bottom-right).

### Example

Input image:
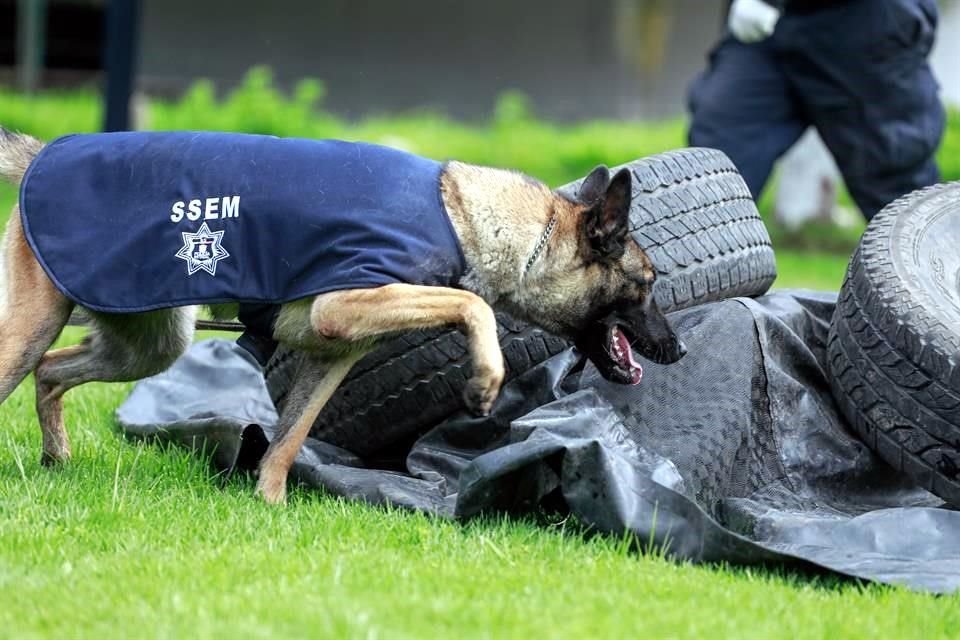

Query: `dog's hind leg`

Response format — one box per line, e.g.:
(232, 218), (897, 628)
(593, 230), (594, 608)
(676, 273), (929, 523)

(32, 307), (196, 465)
(255, 351), (363, 505)
(0, 209), (73, 407)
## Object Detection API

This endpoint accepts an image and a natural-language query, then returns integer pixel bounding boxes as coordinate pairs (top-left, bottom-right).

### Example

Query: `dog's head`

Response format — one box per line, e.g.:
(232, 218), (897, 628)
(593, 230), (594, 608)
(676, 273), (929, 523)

(519, 165), (686, 384)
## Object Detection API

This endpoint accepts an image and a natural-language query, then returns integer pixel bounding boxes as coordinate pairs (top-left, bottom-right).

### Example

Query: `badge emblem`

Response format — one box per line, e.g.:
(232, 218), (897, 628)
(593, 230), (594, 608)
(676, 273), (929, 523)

(175, 222), (230, 276)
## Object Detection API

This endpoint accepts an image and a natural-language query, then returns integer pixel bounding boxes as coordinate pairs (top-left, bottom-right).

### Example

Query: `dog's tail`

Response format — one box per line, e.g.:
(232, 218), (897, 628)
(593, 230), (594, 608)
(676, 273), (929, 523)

(0, 127), (44, 185)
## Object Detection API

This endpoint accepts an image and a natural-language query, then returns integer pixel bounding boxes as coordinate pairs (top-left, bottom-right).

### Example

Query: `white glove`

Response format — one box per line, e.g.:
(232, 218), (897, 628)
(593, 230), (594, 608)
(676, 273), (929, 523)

(728, 0), (781, 43)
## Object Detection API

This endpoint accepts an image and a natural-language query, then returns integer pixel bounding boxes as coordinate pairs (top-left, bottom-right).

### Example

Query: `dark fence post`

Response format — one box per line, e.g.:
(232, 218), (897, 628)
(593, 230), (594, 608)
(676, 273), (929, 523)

(102, 0), (142, 132)
(16, 0), (46, 94)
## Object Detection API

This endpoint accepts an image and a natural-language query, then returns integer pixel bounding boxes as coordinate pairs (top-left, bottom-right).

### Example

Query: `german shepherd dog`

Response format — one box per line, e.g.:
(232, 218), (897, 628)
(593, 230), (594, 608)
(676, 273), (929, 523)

(0, 129), (685, 504)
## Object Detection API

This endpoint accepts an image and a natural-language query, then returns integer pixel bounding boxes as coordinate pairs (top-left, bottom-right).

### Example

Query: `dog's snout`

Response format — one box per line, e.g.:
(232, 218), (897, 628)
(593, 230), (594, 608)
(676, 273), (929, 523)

(677, 340), (688, 358)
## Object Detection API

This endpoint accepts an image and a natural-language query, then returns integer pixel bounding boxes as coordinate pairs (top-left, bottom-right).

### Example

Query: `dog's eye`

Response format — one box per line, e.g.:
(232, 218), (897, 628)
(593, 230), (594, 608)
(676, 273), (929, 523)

(642, 267), (657, 286)
(632, 273), (656, 288)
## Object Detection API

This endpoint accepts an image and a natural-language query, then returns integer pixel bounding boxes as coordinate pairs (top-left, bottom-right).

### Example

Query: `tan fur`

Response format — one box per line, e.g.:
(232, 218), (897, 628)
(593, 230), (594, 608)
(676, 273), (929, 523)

(309, 284), (504, 413)
(35, 343), (85, 464)
(441, 161), (657, 337)
(0, 211), (74, 414)
(0, 130), (44, 184)
(256, 283), (505, 502)
(255, 352), (362, 504)
(440, 161), (554, 302)
(0, 129), (675, 504)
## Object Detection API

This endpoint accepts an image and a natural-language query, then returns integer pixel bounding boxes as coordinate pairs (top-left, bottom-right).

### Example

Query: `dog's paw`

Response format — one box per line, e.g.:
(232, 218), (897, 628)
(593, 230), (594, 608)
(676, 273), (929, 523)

(463, 367), (504, 417)
(255, 474), (288, 506)
(39, 448), (70, 467)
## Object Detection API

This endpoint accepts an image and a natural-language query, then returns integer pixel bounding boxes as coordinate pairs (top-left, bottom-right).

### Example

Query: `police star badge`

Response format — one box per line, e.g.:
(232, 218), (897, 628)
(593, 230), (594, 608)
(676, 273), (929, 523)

(175, 222), (230, 276)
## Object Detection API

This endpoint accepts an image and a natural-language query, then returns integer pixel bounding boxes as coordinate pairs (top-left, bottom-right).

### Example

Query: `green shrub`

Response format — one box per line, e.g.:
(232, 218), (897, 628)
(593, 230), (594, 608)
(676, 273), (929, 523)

(0, 67), (690, 188)
(938, 106), (960, 183)
(0, 87), (100, 140)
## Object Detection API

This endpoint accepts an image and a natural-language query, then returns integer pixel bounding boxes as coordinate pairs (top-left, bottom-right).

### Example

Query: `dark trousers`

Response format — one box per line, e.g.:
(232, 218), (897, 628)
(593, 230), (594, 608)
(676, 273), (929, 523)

(688, 0), (945, 220)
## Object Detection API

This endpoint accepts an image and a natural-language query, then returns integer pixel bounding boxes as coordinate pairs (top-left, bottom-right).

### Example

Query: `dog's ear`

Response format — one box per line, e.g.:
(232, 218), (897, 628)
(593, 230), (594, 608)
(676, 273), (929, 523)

(578, 165), (610, 204)
(583, 168), (632, 261)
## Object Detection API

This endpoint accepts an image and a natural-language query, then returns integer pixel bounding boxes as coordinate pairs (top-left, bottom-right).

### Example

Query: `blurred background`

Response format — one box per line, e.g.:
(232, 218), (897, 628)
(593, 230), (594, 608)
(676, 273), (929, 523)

(1, 0), (959, 289)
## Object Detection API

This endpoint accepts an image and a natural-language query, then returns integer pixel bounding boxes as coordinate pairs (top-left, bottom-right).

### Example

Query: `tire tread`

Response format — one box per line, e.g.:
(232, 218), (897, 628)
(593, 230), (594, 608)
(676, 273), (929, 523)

(827, 183), (960, 504)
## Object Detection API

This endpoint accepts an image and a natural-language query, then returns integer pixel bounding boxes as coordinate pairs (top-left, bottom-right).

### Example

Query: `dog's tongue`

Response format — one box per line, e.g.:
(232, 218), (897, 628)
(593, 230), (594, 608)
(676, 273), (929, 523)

(612, 327), (643, 385)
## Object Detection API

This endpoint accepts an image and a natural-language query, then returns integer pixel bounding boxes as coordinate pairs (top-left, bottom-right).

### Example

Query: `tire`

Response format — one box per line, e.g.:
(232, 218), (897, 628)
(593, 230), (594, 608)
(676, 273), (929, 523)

(827, 182), (960, 505)
(560, 148), (776, 310)
(265, 313), (568, 456)
(266, 147), (777, 454)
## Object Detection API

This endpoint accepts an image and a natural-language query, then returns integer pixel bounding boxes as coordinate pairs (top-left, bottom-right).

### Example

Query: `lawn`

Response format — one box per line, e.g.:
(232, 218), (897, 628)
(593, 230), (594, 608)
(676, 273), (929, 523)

(4, 356), (959, 640)
(0, 97), (955, 638)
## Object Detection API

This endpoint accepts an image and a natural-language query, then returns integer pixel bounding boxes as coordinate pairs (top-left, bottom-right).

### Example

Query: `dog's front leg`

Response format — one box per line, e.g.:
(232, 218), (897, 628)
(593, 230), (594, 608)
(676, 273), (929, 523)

(256, 352), (362, 505)
(311, 283), (505, 415)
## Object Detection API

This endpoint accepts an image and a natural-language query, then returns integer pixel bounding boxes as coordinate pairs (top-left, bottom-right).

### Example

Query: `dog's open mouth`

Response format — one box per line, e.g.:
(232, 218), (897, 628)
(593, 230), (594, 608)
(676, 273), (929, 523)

(607, 325), (643, 385)
(574, 306), (684, 385)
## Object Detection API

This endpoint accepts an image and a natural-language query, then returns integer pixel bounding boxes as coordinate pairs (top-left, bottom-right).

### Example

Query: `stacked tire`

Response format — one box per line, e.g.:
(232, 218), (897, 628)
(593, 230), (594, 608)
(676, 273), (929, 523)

(265, 148), (778, 455)
(827, 183), (960, 505)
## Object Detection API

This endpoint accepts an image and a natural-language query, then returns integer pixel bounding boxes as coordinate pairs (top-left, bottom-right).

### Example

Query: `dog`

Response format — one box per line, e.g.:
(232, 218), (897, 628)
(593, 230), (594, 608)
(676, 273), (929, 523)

(0, 129), (686, 504)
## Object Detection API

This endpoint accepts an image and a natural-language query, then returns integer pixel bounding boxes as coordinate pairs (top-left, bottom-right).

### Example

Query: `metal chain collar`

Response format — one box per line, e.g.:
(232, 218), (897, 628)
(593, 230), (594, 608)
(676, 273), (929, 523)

(522, 213), (559, 280)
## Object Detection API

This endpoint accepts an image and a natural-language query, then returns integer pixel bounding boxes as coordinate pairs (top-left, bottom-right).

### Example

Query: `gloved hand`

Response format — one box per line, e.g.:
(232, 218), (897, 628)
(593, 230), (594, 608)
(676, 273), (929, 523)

(728, 0), (781, 43)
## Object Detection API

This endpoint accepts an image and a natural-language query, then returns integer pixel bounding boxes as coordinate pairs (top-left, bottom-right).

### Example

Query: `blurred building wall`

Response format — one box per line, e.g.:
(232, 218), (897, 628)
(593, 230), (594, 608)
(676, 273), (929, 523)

(136, 0), (724, 120)
(4, 0), (958, 121)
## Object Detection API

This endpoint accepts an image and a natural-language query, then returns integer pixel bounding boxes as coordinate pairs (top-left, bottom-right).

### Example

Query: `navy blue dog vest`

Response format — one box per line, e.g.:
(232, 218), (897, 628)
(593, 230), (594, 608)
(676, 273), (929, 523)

(19, 132), (466, 316)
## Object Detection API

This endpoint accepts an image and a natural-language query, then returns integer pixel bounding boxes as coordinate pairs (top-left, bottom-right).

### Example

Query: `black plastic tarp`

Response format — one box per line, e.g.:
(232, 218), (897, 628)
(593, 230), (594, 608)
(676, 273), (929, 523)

(116, 290), (960, 593)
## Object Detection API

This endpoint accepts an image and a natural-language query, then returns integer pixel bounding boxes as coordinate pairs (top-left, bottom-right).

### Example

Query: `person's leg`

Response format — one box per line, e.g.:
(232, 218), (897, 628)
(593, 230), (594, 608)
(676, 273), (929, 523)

(780, 0), (945, 220)
(687, 35), (808, 199)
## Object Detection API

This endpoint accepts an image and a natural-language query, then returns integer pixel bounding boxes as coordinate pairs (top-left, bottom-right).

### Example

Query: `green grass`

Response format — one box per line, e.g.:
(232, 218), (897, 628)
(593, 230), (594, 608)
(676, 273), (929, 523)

(4, 322), (960, 640)
(771, 250), (851, 292)
(4, 334), (960, 639)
